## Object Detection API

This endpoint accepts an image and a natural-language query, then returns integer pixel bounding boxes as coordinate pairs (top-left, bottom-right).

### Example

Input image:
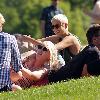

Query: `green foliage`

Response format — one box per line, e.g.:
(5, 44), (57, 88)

(0, 0), (93, 44)
(0, 76), (100, 100)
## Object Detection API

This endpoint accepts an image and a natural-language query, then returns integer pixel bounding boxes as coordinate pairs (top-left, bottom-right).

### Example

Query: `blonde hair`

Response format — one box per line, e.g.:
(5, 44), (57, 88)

(0, 13), (5, 24)
(43, 41), (58, 70)
(51, 14), (68, 24)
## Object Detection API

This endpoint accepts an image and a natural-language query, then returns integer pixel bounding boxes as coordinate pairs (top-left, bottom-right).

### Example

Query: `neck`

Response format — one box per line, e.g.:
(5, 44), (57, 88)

(65, 31), (70, 36)
(52, 4), (57, 8)
(59, 32), (70, 38)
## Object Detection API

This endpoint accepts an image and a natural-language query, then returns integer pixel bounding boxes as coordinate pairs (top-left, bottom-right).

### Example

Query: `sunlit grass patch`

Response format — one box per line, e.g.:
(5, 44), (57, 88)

(0, 76), (100, 100)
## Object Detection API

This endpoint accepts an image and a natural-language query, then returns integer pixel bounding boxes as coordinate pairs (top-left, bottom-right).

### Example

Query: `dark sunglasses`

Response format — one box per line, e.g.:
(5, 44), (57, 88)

(37, 45), (48, 51)
(52, 24), (60, 29)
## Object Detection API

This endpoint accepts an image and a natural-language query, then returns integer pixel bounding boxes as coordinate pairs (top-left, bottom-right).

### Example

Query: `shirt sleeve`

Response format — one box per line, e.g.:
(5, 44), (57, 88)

(11, 35), (23, 72)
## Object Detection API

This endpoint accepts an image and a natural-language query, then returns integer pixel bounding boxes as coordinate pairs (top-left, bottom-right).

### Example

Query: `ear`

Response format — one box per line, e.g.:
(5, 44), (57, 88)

(65, 23), (68, 29)
(92, 37), (97, 44)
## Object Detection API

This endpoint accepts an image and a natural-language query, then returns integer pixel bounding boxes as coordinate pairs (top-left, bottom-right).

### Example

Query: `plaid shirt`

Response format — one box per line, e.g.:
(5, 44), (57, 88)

(0, 32), (23, 89)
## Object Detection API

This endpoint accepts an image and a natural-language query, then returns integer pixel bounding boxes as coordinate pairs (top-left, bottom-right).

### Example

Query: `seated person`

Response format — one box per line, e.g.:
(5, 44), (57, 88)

(38, 14), (81, 64)
(0, 13), (22, 92)
(48, 24), (100, 83)
(10, 41), (65, 90)
(18, 14), (81, 64)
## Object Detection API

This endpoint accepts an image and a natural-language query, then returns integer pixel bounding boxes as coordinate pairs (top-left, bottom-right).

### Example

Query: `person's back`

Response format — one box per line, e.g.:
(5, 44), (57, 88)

(0, 13), (22, 92)
(0, 32), (12, 88)
(0, 32), (23, 91)
(40, 0), (63, 37)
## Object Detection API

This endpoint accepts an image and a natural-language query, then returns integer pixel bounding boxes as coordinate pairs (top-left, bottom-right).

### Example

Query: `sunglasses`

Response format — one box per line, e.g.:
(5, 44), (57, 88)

(37, 45), (48, 51)
(52, 24), (61, 29)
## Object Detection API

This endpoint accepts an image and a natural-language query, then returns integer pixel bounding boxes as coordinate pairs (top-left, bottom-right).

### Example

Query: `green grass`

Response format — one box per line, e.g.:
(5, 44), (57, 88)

(0, 76), (100, 100)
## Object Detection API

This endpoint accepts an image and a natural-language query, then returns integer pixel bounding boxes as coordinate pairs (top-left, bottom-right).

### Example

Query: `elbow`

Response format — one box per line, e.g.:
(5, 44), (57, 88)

(17, 71), (23, 79)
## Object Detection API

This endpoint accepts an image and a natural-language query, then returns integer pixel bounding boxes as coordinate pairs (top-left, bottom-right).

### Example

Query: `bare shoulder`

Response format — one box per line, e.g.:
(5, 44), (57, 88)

(63, 34), (78, 41)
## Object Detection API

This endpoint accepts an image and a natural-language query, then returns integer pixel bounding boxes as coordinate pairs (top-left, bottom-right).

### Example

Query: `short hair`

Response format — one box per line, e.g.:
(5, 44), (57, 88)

(0, 13), (5, 24)
(51, 14), (68, 24)
(87, 59), (100, 76)
(86, 24), (100, 44)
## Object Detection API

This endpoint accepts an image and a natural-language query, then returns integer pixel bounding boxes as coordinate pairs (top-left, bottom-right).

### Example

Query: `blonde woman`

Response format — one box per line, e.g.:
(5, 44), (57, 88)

(11, 41), (65, 90)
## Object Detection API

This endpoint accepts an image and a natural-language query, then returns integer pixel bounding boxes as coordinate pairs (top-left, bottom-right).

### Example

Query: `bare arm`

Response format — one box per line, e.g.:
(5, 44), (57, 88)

(21, 67), (48, 81)
(21, 35), (43, 45)
(37, 35), (60, 44)
(55, 36), (74, 50)
(40, 20), (45, 37)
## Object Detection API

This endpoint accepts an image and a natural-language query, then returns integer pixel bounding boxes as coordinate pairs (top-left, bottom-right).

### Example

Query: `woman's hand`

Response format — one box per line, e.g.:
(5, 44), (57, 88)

(10, 69), (22, 82)
(81, 64), (91, 77)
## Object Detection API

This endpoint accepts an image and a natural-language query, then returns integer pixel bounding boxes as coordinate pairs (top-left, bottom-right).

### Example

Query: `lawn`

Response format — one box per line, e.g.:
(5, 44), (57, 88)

(0, 76), (100, 100)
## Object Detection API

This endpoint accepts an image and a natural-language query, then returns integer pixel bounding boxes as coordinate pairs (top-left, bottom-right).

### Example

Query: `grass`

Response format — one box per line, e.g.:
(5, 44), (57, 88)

(0, 76), (100, 100)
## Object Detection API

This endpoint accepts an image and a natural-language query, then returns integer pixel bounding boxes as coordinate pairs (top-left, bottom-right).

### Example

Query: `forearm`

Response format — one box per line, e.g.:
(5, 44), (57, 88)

(55, 37), (74, 50)
(22, 35), (42, 45)
(21, 67), (35, 80)
(55, 42), (70, 50)
(31, 68), (48, 81)
(21, 67), (48, 81)
(37, 35), (59, 43)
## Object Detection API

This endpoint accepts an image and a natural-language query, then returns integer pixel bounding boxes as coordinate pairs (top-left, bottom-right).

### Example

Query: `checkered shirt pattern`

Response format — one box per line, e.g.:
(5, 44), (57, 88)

(0, 32), (23, 89)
